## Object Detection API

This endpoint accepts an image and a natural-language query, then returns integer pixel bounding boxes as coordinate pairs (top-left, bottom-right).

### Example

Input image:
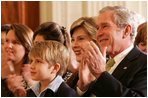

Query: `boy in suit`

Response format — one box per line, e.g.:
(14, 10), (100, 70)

(27, 41), (77, 97)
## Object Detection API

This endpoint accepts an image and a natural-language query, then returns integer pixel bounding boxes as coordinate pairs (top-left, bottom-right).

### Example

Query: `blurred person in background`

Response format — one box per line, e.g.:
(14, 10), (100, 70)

(134, 22), (147, 53)
(1, 24), (11, 78)
(1, 24), (11, 97)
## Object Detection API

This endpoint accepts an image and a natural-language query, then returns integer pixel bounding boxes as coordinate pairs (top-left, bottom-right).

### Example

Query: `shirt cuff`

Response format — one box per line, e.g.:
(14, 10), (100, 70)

(76, 86), (86, 96)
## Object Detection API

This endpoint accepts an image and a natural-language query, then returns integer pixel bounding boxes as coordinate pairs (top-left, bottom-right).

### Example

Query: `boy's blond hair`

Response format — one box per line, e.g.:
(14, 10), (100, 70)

(29, 41), (70, 76)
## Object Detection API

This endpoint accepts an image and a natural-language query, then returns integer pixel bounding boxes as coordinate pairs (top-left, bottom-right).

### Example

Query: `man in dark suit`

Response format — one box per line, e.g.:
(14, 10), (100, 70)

(77, 6), (147, 97)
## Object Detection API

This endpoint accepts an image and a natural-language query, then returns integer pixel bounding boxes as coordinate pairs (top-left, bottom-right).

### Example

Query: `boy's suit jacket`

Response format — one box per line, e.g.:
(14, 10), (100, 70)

(84, 46), (147, 97)
(27, 82), (77, 97)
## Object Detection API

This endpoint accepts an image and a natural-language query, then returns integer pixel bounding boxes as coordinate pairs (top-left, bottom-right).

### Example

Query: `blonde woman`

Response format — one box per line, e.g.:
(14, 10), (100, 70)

(67, 17), (98, 88)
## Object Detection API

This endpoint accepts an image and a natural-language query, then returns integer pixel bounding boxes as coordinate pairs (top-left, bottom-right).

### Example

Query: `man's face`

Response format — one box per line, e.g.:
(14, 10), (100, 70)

(96, 11), (124, 56)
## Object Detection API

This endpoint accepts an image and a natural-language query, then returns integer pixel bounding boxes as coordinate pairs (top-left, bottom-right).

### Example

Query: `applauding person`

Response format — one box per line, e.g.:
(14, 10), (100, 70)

(77, 6), (147, 97)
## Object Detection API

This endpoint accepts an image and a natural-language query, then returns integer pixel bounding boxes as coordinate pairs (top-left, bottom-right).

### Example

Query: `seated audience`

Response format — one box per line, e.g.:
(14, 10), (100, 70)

(1, 24), (11, 97)
(27, 41), (77, 97)
(1, 24), (11, 78)
(134, 22), (147, 53)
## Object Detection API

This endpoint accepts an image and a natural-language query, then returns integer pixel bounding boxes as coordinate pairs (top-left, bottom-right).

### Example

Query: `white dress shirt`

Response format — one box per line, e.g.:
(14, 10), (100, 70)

(109, 45), (134, 74)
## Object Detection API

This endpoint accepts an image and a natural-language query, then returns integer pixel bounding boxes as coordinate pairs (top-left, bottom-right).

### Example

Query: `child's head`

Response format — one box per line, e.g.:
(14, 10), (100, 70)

(134, 22), (147, 53)
(29, 41), (70, 81)
(33, 22), (71, 52)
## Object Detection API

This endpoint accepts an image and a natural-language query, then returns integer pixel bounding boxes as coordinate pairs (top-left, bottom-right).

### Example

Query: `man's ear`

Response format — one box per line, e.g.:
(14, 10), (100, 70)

(123, 24), (132, 38)
(50, 63), (60, 74)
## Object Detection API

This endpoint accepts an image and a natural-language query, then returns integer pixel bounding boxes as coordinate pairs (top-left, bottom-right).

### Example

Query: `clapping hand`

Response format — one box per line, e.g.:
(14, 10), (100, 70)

(77, 55), (96, 91)
(77, 41), (107, 91)
(22, 64), (37, 86)
(68, 50), (80, 73)
(84, 41), (107, 78)
(6, 74), (26, 97)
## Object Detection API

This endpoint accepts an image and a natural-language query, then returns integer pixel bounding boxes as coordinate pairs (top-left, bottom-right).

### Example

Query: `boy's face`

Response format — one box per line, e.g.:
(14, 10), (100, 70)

(30, 57), (54, 81)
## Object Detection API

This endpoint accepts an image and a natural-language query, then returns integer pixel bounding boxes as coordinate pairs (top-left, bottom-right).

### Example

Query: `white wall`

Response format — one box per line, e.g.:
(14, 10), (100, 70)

(39, 1), (147, 32)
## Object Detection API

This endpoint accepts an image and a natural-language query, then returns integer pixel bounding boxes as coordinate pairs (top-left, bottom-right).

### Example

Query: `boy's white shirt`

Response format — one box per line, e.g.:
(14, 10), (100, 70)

(30, 75), (64, 97)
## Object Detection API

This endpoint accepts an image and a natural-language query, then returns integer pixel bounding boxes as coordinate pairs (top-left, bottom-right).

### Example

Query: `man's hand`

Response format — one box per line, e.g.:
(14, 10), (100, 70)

(83, 41), (107, 78)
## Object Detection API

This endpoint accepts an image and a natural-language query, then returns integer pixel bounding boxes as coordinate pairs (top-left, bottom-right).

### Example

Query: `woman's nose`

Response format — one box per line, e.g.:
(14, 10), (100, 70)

(5, 42), (13, 49)
(72, 40), (79, 47)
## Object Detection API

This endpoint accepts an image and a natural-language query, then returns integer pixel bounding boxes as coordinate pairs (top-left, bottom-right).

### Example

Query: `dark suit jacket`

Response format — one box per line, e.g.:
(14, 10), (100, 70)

(84, 46), (147, 97)
(27, 82), (77, 97)
(1, 79), (14, 97)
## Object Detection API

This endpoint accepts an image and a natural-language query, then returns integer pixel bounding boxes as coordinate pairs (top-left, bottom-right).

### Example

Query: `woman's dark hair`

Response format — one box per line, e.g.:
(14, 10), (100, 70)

(34, 22), (71, 51)
(9, 24), (34, 64)
(1, 24), (11, 34)
(134, 22), (147, 45)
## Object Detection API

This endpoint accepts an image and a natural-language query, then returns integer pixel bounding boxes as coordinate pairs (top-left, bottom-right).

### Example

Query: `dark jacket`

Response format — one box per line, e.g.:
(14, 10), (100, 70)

(84, 46), (147, 97)
(27, 82), (77, 97)
(1, 78), (14, 97)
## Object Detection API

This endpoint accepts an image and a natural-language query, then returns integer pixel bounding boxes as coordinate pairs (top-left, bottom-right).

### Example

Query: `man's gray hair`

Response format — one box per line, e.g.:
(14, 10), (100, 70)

(99, 6), (145, 42)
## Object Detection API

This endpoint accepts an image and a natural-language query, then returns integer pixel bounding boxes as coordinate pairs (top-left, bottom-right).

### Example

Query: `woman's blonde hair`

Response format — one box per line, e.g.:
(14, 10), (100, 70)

(29, 41), (70, 76)
(70, 17), (98, 44)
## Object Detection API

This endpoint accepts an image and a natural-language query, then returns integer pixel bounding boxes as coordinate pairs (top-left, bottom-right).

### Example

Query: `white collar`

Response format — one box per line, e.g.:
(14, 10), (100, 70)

(30, 75), (64, 96)
(48, 75), (64, 92)
(114, 45), (134, 65)
(109, 45), (134, 74)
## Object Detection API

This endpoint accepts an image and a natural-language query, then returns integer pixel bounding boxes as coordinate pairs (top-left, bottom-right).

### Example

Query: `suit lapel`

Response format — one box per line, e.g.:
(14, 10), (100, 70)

(112, 58), (129, 80)
(112, 46), (141, 80)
